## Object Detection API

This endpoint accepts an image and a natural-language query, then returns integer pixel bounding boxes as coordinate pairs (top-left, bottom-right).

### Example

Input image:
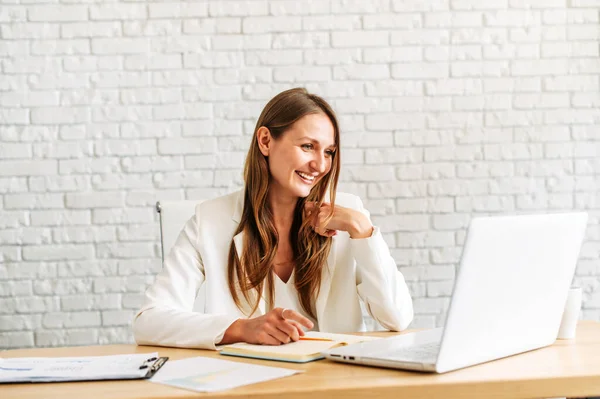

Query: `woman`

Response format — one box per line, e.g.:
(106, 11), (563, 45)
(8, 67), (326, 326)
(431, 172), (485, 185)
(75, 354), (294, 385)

(133, 88), (413, 350)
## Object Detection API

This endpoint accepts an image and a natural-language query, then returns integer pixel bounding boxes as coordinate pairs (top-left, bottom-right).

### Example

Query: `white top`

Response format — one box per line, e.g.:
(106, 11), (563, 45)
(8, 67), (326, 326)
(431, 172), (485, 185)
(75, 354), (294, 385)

(271, 271), (319, 331)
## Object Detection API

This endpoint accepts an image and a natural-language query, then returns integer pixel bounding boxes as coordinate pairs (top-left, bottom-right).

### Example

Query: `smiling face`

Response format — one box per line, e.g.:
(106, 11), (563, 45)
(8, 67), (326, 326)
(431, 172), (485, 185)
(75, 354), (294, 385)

(257, 113), (336, 201)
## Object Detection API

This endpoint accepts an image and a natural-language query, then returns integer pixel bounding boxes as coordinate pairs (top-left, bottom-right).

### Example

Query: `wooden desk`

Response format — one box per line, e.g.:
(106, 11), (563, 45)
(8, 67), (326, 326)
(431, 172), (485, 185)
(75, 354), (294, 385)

(3, 321), (600, 399)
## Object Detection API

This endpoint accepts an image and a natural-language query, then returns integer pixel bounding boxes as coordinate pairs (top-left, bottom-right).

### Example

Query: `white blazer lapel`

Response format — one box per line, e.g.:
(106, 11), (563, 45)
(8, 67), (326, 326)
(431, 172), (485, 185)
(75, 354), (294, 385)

(315, 236), (337, 328)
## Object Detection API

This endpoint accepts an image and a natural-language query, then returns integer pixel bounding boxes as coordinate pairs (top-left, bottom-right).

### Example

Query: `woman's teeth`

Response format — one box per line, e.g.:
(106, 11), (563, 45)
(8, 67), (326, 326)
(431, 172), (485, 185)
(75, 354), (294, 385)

(296, 171), (315, 183)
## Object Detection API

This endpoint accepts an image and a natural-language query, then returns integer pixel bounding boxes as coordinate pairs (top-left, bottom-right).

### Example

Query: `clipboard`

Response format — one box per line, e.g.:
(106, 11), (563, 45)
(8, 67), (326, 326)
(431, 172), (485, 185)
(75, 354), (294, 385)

(0, 352), (168, 383)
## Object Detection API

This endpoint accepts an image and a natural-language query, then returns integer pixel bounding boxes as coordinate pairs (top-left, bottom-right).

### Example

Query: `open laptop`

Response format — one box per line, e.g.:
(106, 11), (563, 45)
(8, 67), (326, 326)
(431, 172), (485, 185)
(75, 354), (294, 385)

(325, 212), (588, 373)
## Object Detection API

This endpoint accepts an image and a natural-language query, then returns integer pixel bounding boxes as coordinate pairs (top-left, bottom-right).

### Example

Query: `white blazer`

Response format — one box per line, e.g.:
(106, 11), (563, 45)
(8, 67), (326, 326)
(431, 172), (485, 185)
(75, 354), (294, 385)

(133, 190), (414, 350)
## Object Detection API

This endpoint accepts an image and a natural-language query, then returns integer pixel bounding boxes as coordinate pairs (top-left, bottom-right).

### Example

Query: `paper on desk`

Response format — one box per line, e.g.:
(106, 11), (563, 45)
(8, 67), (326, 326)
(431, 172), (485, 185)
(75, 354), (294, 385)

(150, 356), (301, 392)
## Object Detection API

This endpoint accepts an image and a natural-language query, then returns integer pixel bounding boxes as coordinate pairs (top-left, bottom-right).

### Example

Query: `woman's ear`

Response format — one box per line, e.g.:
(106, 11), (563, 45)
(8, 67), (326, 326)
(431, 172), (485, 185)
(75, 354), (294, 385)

(256, 126), (271, 157)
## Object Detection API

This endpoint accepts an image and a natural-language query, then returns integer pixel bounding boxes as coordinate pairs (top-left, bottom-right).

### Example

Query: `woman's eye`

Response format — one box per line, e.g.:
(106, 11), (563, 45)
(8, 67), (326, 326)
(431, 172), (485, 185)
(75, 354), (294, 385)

(301, 144), (313, 150)
(326, 150), (335, 157)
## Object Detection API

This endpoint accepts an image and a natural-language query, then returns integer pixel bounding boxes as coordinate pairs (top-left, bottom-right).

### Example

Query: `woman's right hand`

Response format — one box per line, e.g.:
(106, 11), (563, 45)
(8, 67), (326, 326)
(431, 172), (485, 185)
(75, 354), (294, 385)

(221, 307), (314, 345)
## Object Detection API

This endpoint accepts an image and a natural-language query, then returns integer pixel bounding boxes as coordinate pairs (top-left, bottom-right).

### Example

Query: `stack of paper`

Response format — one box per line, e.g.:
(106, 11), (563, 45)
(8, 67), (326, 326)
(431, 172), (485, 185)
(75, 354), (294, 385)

(150, 357), (301, 392)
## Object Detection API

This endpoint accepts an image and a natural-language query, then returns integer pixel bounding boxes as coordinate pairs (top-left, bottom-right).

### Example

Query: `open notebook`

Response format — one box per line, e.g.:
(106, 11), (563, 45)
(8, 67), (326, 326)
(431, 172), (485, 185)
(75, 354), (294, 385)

(219, 332), (381, 363)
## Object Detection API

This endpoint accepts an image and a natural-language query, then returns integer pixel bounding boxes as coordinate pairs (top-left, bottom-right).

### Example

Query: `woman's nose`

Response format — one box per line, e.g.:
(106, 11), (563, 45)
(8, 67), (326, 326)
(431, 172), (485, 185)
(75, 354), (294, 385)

(310, 153), (327, 174)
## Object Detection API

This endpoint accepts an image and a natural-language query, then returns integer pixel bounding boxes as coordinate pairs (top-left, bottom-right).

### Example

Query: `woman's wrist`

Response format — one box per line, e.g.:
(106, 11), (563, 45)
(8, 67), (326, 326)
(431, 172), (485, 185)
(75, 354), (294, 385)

(219, 318), (246, 345)
(348, 215), (374, 239)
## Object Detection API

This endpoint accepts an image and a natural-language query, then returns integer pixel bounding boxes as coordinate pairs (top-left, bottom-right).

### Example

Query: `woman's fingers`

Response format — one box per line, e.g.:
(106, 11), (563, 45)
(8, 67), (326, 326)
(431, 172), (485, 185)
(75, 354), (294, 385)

(280, 308), (314, 330)
(264, 324), (291, 345)
(276, 321), (300, 342)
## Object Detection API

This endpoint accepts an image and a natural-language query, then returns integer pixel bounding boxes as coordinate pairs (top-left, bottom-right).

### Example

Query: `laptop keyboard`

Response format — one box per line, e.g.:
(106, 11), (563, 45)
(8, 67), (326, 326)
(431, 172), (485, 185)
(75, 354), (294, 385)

(386, 342), (440, 362)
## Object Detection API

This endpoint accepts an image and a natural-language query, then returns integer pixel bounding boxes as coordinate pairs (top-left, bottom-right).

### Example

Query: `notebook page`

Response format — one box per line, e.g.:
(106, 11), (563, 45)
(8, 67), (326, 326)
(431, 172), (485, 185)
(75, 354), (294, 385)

(224, 340), (335, 355)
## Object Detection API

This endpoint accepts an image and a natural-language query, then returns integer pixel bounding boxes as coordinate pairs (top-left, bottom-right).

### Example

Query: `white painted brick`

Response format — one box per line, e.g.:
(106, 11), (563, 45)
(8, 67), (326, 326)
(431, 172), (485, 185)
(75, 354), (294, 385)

(1, 23), (60, 39)
(0, 109), (29, 125)
(116, 224), (159, 242)
(57, 260), (117, 278)
(62, 22), (122, 38)
(15, 297), (59, 314)
(59, 158), (120, 175)
(183, 18), (241, 34)
(368, 181), (428, 198)
(0, 315), (41, 332)
(212, 34), (271, 50)
(31, 39), (90, 56)
(392, 63), (449, 79)
(29, 5), (88, 22)
(53, 226), (117, 244)
(92, 38), (149, 54)
(123, 54), (182, 70)
(572, 93), (600, 108)
(0, 160), (57, 177)
(35, 329), (99, 347)
(456, 195), (516, 211)
(0, 6), (27, 22)
(0, 212), (27, 230)
(0, 281), (33, 297)
(396, 197), (455, 214)
(364, 13), (422, 29)
(102, 310), (135, 326)
(158, 137), (217, 155)
(0, 246), (20, 262)
(343, 166), (394, 182)
(122, 122), (181, 138)
(272, 32), (330, 49)
(90, 172), (152, 191)
(365, 148), (423, 164)
(243, 16), (301, 33)
(332, 0), (391, 13)
(184, 52), (242, 69)
(366, 113), (426, 131)
(65, 192), (124, 209)
(1, 263), (57, 280)
(396, 232), (455, 248)
(124, 20), (181, 37)
(427, 281), (455, 297)
(97, 242), (156, 259)
(63, 56), (123, 72)
(61, 89), (119, 106)
(61, 294), (121, 311)
(31, 107), (90, 124)
(366, 81), (424, 97)
(92, 208), (153, 225)
(0, 142), (31, 159)
(90, 4), (147, 20)
(0, 90), (60, 107)
(95, 139), (157, 156)
(332, 31), (389, 48)
(303, 15), (361, 30)
(433, 214), (471, 230)
(0, 177), (28, 194)
(22, 244), (93, 261)
(42, 312), (101, 329)
(4, 194), (63, 210)
(270, 0), (330, 15)
(333, 64), (390, 80)
(0, 332), (34, 348)
(34, 279), (92, 296)
(428, 179), (489, 196)
(154, 170), (216, 188)
(393, 0), (451, 11)
(30, 210), (90, 226)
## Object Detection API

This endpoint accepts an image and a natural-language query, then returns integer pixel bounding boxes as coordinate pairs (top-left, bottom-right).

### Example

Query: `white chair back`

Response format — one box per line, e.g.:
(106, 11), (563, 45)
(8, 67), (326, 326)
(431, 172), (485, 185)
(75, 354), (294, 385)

(156, 199), (205, 312)
(156, 200), (202, 262)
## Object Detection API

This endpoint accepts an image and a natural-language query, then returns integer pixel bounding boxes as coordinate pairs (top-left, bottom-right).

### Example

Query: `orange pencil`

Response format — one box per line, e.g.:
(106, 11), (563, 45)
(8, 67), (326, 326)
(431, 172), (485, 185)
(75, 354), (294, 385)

(299, 337), (334, 342)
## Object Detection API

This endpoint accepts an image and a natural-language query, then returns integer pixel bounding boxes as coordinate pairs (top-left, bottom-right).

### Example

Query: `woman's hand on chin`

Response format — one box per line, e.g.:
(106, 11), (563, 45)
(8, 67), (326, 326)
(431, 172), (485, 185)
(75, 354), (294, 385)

(304, 202), (374, 239)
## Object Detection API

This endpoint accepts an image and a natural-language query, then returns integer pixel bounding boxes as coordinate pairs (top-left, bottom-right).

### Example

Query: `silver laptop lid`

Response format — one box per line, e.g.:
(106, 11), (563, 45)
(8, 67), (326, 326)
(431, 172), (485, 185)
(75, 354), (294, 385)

(435, 212), (588, 373)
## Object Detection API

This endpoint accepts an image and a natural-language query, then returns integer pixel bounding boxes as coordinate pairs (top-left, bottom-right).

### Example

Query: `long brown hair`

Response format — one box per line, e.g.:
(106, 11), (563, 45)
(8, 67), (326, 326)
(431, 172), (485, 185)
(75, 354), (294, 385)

(227, 88), (341, 319)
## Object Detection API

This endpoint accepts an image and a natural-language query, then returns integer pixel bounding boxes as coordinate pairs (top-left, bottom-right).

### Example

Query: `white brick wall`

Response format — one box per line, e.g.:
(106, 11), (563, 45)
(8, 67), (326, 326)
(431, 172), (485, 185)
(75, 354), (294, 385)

(0, 0), (598, 348)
